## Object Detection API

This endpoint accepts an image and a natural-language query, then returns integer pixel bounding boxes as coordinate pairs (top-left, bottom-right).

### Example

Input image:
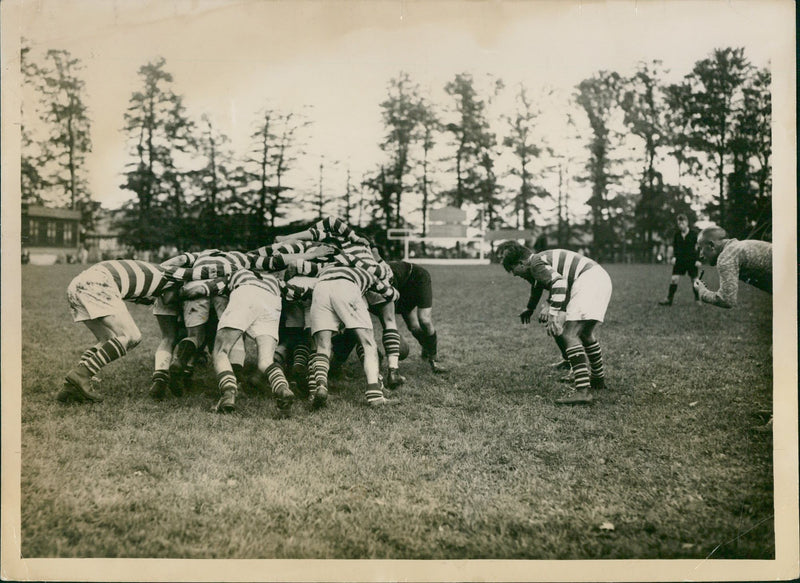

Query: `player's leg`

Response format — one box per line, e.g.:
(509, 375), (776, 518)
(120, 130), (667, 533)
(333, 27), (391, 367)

(61, 311), (142, 403)
(212, 327), (243, 413)
(149, 314), (180, 400)
(578, 320), (605, 391)
(352, 327), (393, 407)
(687, 263), (701, 303)
(378, 301), (406, 388)
(659, 267), (681, 306)
(170, 295), (211, 394)
(416, 307), (447, 373)
(310, 330), (333, 408)
(254, 332), (294, 415)
(555, 320), (593, 404)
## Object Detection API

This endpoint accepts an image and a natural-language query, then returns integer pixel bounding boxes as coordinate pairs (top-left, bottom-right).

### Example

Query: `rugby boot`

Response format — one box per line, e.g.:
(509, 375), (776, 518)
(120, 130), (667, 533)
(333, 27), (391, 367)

(311, 385), (328, 409)
(274, 384), (295, 416)
(148, 378), (169, 400)
(386, 367), (406, 389)
(555, 389), (594, 405)
(214, 387), (236, 413)
(169, 338), (197, 396)
(429, 357), (448, 374)
(61, 369), (104, 402)
(590, 377), (607, 391)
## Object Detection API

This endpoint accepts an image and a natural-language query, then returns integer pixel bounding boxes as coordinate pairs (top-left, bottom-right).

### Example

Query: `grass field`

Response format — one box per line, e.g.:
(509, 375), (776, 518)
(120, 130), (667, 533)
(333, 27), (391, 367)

(19, 263), (774, 559)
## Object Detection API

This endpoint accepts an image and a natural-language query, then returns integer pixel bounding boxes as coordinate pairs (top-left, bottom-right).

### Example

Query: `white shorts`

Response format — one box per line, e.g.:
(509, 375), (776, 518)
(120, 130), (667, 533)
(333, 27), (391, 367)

(566, 265), (612, 322)
(183, 295), (229, 328)
(153, 294), (180, 317)
(218, 286), (282, 340)
(310, 279), (372, 334)
(67, 266), (127, 322)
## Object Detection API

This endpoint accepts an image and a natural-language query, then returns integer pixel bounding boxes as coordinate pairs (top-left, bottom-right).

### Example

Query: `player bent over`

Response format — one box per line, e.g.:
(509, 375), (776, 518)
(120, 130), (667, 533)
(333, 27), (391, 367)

(305, 264), (399, 408)
(58, 259), (199, 403)
(497, 241), (613, 405)
(182, 269), (295, 416)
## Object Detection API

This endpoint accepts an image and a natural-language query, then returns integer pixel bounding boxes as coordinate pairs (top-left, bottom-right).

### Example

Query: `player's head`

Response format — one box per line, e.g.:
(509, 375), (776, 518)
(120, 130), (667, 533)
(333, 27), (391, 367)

(496, 241), (531, 273)
(676, 214), (689, 228)
(697, 226), (727, 266)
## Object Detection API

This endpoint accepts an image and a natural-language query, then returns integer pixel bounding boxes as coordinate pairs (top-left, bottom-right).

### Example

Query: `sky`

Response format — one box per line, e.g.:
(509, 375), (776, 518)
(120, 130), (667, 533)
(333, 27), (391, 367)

(9, 0), (793, 230)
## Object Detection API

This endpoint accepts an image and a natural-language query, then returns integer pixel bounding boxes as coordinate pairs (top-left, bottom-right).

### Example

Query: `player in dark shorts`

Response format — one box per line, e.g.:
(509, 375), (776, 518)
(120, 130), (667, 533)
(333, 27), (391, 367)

(330, 260), (448, 376)
(659, 214), (701, 306)
(387, 261), (447, 373)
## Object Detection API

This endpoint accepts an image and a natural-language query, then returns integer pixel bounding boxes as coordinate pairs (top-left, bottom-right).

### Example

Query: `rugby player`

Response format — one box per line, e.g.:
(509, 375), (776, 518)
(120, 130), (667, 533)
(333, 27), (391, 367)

(659, 214), (702, 306)
(497, 241), (613, 405)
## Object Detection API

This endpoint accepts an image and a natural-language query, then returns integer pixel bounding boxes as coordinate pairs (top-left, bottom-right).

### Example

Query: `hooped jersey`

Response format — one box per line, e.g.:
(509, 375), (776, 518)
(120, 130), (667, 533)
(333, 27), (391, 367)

(519, 249), (598, 313)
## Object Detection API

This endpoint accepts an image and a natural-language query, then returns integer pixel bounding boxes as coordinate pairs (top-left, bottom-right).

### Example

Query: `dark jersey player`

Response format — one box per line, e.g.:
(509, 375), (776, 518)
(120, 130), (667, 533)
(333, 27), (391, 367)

(659, 214), (701, 306)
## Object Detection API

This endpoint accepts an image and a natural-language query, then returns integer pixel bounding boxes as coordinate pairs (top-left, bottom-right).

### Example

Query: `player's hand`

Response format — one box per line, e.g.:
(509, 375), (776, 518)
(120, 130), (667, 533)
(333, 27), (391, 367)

(546, 312), (565, 337)
(519, 309), (534, 324)
(353, 236), (371, 247)
(670, 257), (676, 265)
(283, 263), (299, 281)
(307, 244), (335, 258)
(693, 279), (706, 294)
(538, 310), (548, 324)
(694, 260), (702, 268)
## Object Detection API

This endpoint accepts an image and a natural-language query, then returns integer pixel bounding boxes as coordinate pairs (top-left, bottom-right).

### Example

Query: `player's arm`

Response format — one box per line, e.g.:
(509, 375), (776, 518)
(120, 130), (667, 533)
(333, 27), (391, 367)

(367, 273), (399, 303)
(281, 277), (316, 302)
(180, 277), (229, 300)
(697, 255), (739, 308)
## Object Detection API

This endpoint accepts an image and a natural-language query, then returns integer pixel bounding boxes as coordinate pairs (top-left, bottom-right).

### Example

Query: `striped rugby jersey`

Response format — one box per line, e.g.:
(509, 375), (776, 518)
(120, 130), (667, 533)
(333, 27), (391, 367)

(317, 264), (398, 302)
(190, 269), (285, 299)
(518, 249), (598, 314)
(308, 217), (361, 245)
(159, 248), (219, 269)
(305, 217), (390, 281)
(95, 260), (190, 299)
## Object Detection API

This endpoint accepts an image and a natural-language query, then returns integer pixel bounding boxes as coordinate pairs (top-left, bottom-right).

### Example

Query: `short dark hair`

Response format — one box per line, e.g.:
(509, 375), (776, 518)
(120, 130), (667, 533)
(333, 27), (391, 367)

(496, 240), (531, 272)
(676, 214), (688, 222)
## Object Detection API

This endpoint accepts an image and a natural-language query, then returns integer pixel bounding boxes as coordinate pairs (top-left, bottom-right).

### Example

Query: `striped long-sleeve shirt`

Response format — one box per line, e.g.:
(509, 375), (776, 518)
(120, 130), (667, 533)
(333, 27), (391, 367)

(196, 269), (283, 298)
(516, 249), (598, 315)
(159, 249), (219, 269)
(308, 217), (362, 245)
(317, 264), (398, 303)
(96, 260), (194, 300)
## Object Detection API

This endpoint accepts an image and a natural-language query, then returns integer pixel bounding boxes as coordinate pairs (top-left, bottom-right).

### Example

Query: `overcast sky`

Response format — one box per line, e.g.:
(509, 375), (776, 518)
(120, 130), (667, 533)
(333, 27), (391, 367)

(11, 0), (792, 228)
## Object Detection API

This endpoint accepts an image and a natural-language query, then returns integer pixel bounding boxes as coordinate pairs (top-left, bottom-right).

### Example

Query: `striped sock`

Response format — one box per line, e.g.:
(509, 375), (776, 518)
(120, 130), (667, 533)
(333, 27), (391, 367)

(365, 382), (384, 404)
(565, 345), (591, 392)
(82, 337), (127, 376)
(292, 342), (311, 376)
(310, 353), (330, 390)
(217, 371), (238, 393)
(79, 346), (100, 367)
(583, 340), (604, 380)
(151, 369), (169, 384)
(382, 329), (401, 368)
(265, 363), (290, 396)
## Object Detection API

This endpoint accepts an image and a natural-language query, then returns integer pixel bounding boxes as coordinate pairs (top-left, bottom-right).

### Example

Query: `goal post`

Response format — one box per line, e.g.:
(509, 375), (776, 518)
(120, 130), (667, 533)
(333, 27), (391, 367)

(386, 228), (490, 265)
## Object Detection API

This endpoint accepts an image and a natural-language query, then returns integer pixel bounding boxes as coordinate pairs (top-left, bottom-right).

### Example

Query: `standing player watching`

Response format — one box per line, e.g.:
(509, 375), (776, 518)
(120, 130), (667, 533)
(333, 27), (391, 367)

(496, 241), (613, 405)
(56, 259), (208, 403)
(659, 214), (702, 306)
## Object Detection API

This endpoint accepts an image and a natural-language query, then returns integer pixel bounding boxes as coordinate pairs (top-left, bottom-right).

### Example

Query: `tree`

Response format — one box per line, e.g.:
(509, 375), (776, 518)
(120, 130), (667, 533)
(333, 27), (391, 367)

(442, 73), (496, 209)
(678, 47), (752, 230)
(726, 67), (771, 240)
(575, 71), (623, 259)
(120, 57), (196, 250)
(503, 84), (545, 229)
(38, 49), (93, 213)
(415, 98), (440, 243)
(379, 72), (425, 228)
(20, 39), (47, 205)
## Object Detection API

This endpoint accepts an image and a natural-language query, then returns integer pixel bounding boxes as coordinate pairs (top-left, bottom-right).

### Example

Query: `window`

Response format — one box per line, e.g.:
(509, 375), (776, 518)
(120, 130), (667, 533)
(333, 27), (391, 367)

(47, 221), (57, 243)
(63, 223), (74, 245)
(29, 219), (39, 241)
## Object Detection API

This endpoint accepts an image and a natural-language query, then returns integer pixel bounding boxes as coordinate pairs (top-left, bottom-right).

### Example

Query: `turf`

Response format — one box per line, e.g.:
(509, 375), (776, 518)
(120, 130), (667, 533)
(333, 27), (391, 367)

(18, 263), (773, 558)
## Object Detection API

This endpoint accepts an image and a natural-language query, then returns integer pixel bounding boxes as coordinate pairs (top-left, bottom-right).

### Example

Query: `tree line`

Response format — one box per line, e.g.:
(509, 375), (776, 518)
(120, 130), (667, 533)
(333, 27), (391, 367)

(21, 43), (771, 260)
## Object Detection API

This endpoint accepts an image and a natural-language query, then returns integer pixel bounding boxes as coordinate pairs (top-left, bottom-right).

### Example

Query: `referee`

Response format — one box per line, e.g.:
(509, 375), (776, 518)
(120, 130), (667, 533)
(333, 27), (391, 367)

(659, 214), (701, 306)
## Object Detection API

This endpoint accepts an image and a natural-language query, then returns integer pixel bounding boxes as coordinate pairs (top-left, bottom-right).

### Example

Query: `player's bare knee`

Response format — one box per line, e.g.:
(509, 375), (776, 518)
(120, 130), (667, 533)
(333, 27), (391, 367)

(670, 275), (680, 284)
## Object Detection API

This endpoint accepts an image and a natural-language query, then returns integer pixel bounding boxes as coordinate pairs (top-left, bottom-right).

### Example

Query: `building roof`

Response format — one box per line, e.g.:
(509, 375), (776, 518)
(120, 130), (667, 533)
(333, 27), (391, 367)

(23, 205), (82, 220)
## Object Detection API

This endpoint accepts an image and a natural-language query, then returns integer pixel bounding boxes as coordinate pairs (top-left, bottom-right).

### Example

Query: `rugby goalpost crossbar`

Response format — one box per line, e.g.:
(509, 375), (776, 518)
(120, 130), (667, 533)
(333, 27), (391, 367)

(386, 228), (490, 265)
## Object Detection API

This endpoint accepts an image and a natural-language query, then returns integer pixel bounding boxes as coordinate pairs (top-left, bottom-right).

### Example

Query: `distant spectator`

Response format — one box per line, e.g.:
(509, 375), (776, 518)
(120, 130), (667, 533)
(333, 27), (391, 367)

(79, 245), (89, 264)
(21, 249), (30, 264)
(659, 214), (701, 306)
